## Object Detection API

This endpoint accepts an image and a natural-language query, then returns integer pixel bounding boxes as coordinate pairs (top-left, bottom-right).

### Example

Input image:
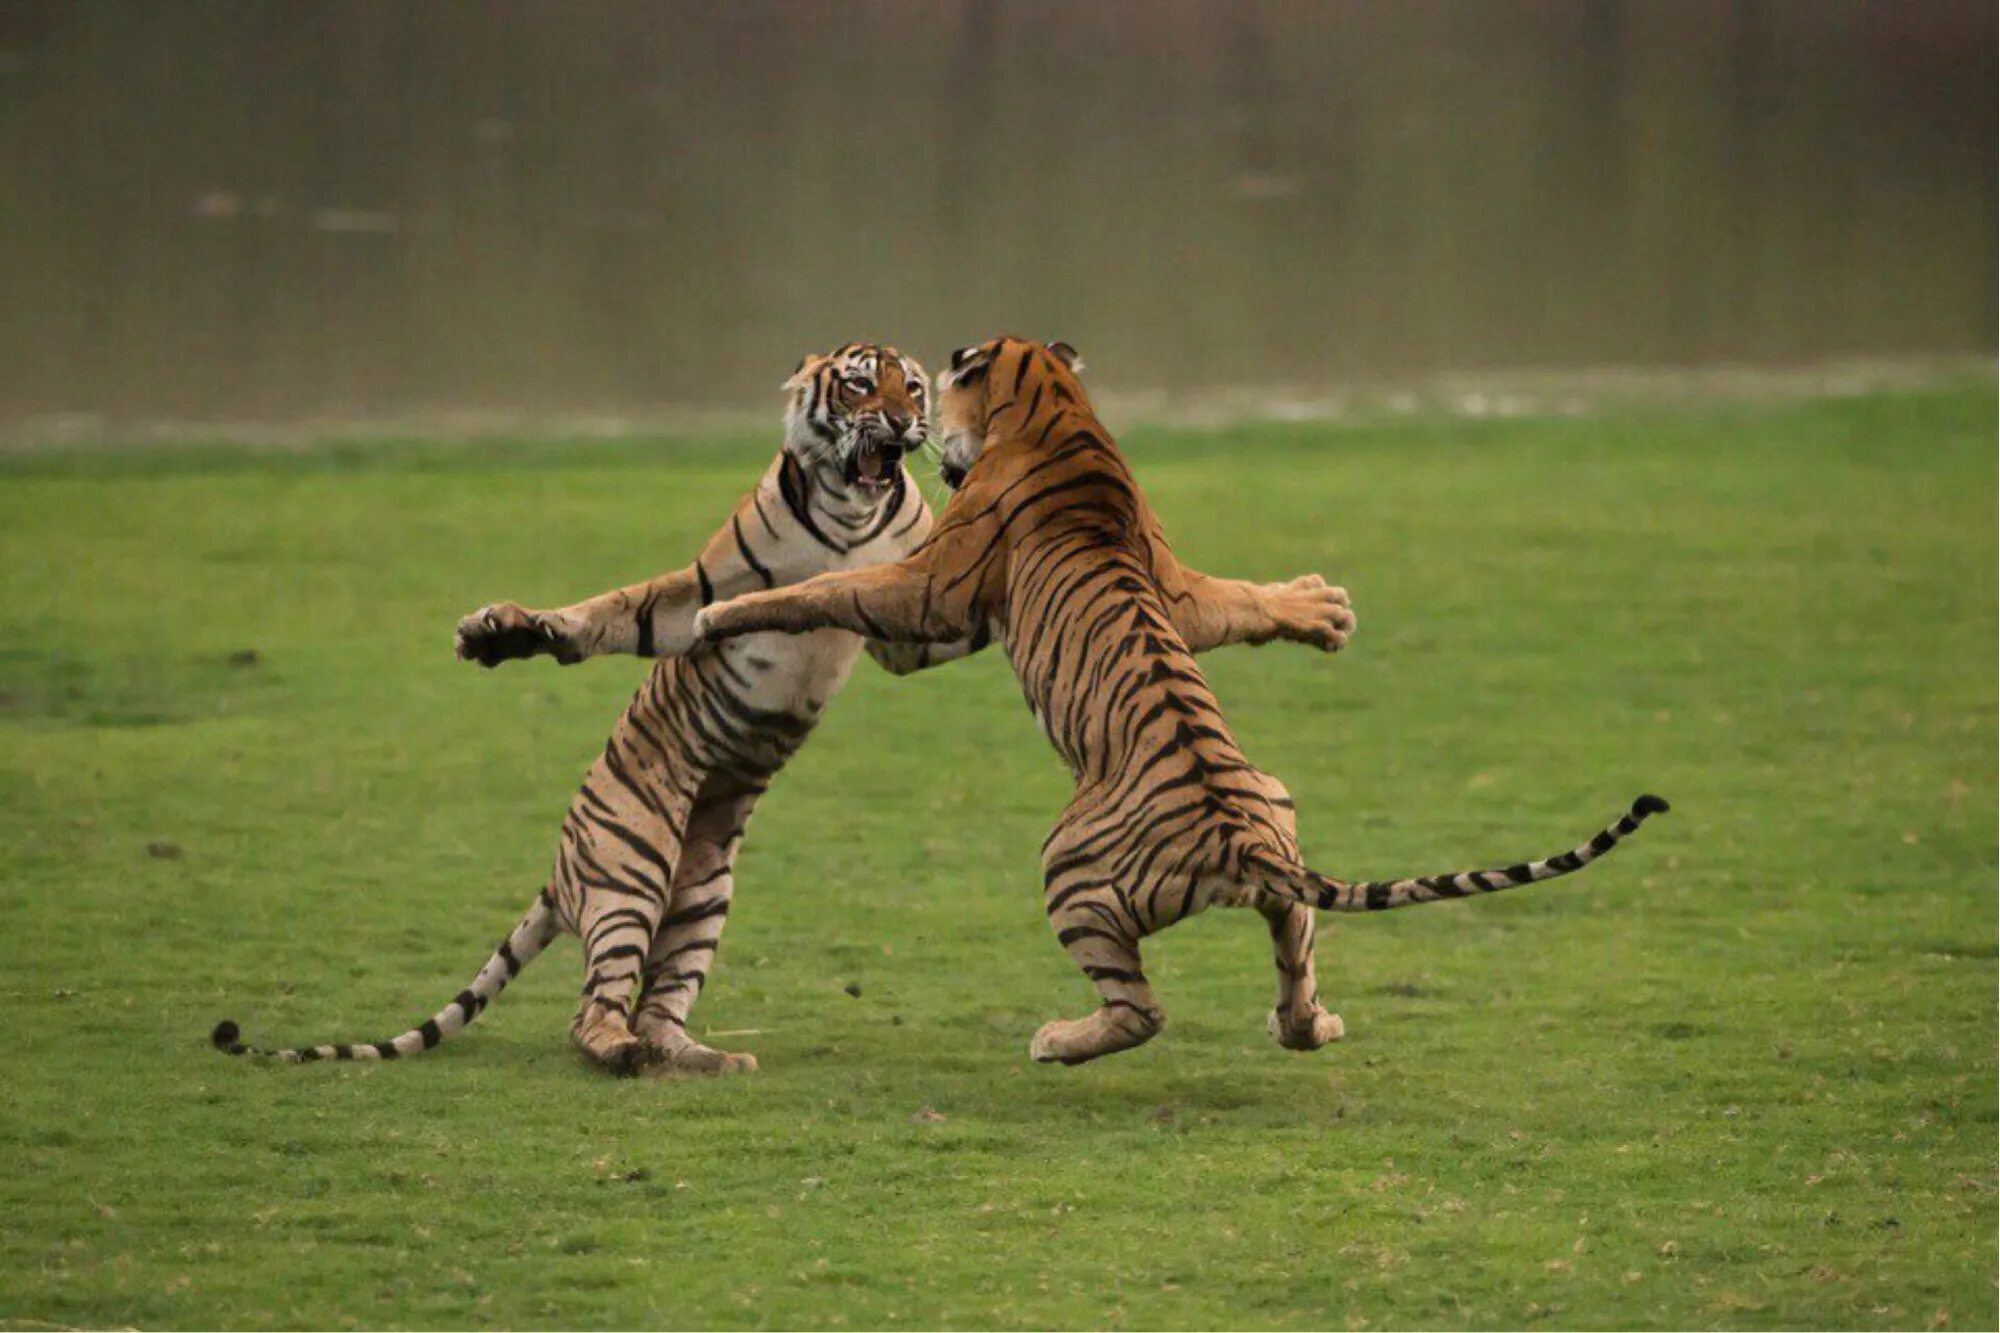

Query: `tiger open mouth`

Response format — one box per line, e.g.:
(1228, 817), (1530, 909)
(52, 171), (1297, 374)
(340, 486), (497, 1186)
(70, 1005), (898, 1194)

(844, 438), (903, 495)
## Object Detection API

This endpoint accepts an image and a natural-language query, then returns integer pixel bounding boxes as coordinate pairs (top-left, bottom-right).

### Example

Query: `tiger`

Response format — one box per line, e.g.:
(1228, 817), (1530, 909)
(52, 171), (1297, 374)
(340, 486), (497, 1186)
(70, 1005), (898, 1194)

(691, 335), (1670, 1065)
(211, 341), (1358, 1075)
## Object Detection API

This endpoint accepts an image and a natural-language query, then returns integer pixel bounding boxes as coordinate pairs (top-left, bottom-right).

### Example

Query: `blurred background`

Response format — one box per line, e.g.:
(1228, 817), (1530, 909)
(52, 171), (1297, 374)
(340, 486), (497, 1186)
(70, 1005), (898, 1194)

(0, 0), (1991, 439)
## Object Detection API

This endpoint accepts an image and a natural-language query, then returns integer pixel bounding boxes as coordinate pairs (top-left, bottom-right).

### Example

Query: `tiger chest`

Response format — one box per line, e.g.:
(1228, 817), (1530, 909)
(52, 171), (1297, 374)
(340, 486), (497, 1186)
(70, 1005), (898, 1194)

(698, 629), (862, 769)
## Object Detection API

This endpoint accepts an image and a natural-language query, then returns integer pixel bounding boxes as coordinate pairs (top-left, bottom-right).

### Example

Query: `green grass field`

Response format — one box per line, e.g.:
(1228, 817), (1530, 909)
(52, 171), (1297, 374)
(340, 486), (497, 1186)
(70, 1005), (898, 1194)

(1, 384), (1993, 1330)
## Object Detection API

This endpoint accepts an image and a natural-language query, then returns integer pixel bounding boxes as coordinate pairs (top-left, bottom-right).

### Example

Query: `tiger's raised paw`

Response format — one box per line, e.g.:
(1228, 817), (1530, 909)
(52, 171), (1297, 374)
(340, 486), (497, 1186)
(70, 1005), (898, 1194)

(1267, 574), (1355, 653)
(1267, 1004), (1345, 1051)
(691, 603), (752, 644)
(455, 603), (580, 667)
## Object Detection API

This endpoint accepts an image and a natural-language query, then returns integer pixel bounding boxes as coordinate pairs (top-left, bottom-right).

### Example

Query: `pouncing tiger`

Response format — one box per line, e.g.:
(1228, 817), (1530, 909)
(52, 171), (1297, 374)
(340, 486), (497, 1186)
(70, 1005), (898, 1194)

(211, 341), (1356, 1075)
(692, 335), (1669, 1065)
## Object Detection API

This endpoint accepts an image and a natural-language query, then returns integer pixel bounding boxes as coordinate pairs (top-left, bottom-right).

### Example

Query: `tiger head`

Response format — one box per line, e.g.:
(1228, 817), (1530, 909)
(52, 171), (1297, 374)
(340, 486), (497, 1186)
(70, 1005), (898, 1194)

(935, 337), (1085, 490)
(783, 343), (931, 499)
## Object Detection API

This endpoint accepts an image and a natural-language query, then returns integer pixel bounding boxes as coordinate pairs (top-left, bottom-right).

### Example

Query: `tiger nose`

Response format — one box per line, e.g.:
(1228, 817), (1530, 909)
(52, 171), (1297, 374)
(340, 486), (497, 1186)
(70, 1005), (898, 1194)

(882, 406), (914, 437)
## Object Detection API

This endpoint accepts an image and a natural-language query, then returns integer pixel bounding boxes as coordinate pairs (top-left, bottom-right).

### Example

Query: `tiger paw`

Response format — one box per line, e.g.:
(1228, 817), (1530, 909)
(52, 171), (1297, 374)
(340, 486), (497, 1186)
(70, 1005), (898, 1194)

(455, 603), (580, 667)
(571, 1012), (645, 1075)
(692, 603), (750, 643)
(694, 599), (781, 643)
(1268, 574), (1355, 653)
(639, 1038), (759, 1076)
(1029, 1019), (1087, 1065)
(1267, 1004), (1345, 1051)
(1029, 1005), (1164, 1065)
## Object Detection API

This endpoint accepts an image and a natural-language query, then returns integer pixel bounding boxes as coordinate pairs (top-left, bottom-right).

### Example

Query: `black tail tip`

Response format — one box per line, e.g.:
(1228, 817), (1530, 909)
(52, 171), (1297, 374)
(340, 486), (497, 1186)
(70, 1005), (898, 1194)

(211, 1019), (241, 1049)
(1633, 793), (1670, 817)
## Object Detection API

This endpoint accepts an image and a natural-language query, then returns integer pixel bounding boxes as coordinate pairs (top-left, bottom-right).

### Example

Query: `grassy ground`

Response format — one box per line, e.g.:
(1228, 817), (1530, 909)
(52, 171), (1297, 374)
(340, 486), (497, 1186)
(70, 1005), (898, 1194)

(0, 384), (1993, 1330)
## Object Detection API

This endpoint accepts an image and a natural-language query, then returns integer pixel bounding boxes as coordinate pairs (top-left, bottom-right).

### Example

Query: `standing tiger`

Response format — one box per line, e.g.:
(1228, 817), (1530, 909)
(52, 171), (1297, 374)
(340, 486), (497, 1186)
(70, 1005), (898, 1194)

(693, 336), (1669, 1065)
(211, 342), (1356, 1075)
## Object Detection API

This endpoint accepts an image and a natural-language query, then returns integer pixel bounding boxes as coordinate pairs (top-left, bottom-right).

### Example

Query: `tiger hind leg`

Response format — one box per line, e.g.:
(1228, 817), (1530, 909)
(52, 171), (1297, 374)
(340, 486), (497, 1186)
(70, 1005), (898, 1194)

(558, 769), (698, 1073)
(1030, 870), (1166, 1065)
(1249, 782), (1341, 1049)
(571, 894), (662, 1075)
(632, 785), (760, 1075)
(1260, 900), (1344, 1050)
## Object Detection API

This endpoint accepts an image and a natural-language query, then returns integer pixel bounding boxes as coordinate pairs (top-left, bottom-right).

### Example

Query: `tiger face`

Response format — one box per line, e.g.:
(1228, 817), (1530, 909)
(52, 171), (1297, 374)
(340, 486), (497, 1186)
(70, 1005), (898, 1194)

(935, 337), (1083, 490)
(784, 342), (930, 498)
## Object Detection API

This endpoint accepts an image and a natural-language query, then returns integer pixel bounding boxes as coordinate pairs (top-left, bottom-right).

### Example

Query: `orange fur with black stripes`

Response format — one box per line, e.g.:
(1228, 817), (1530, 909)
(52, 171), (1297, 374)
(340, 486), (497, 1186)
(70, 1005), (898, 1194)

(695, 337), (1667, 1064)
(210, 342), (1351, 1075)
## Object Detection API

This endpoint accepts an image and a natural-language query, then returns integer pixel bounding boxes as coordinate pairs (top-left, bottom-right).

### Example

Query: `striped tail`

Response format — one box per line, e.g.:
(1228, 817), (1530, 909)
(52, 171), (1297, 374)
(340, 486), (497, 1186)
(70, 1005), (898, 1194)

(210, 892), (562, 1063)
(1251, 794), (1669, 913)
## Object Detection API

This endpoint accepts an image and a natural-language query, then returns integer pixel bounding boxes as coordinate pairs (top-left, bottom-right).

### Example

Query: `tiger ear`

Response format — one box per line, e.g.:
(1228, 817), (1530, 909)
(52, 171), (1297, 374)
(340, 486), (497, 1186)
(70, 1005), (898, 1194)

(1046, 341), (1084, 373)
(783, 354), (826, 393)
(942, 343), (993, 388)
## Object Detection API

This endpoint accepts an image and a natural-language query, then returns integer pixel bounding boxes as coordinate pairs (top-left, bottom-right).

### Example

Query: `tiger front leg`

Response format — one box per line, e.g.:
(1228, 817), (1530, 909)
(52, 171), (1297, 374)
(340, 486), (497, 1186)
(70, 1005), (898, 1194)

(457, 565), (714, 669)
(1171, 571), (1356, 654)
(695, 562), (961, 646)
